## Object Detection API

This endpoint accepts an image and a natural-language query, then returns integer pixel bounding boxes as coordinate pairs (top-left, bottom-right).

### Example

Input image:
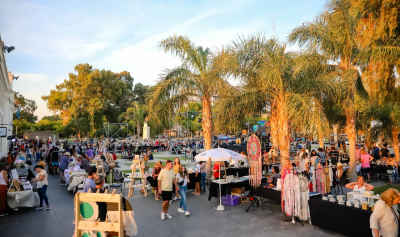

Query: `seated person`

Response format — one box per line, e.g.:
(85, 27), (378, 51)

(83, 166), (97, 192)
(91, 175), (108, 221)
(345, 176), (374, 202)
(267, 166), (281, 187)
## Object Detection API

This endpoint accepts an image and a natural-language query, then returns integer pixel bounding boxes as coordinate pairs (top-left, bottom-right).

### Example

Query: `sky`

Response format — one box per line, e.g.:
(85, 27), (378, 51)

(0, 0), (325, 120)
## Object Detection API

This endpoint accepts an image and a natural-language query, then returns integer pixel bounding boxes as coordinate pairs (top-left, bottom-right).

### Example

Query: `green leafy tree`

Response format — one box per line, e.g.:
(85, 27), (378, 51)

(132, 83), (149, 105)
(119, 101), (147, 138)
(63, 117), (88, 140)
(42, 64), (134, 132)
(12, 119), (34, 136)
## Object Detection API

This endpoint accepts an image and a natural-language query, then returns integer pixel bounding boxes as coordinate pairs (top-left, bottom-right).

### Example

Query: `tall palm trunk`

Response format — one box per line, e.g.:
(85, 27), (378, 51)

(270, 105), (279, 149)
(318, 126), (324, 149)
(392, 127), (400, 165)
(346, 112), (357, 181)
(276, 101), (291, 166)
(202, 97), (213, 181)
(333, 124), (339, 144)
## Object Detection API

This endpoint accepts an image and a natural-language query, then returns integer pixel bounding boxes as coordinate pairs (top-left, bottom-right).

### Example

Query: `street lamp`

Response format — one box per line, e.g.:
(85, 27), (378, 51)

(4, 46), (15, 53)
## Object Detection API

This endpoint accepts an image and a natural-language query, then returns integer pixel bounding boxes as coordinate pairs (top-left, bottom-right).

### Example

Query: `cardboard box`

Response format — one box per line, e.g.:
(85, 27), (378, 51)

(231, 187), (245, 195)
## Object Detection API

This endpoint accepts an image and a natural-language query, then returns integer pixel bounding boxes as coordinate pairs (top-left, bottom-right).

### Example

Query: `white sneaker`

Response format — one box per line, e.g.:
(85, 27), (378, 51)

(165, 213), (172, 219)
(178, 208), (185, 213)
(185, 211), (190, 216)
(169, 200), (173, 204)
(161, 212), (165, 220)
(178, 196), (181, 200)
(173, 196), (178, 201)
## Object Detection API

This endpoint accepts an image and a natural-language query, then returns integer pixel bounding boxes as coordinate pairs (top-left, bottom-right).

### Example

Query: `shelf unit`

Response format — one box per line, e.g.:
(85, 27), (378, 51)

(128, 159), (149, 198)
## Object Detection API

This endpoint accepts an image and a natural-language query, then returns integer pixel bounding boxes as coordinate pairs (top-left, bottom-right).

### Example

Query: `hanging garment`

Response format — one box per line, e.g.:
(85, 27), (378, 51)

(313, 165), (325, 194)
(298, 173), (311, 223)
(283, 173), (301, 217)
(324, 167), (331, 193)
(281, 166), (292, 212)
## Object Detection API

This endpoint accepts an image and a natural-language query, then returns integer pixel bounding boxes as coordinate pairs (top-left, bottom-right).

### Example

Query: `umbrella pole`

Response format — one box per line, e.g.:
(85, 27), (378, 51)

(217, 162), (225, 211)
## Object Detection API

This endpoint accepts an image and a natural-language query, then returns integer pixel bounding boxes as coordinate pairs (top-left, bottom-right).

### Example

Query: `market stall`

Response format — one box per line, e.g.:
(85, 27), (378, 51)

(208, 178), (267, 201)
(308, 197), (372, 237)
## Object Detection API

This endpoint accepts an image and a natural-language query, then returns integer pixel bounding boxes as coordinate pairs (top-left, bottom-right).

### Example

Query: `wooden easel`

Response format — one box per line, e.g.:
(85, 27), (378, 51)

(127, 159), (148, 198)
(75, 189), (124, 237)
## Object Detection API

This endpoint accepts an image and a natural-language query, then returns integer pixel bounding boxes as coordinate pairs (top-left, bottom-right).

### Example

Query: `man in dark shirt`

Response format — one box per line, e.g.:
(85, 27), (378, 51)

(92, 175), (107, 221)
(380, 144), (390, 159)
(328, 147), (339, 165)
(50, 147), (59, 175)
(372, 144), (380, 161)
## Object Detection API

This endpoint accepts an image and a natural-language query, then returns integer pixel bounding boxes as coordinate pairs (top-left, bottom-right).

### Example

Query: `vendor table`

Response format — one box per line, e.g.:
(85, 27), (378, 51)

(370, 164), (387, 174)
(208, 178), (266, 201)
(7, 190), (39, 210)
(343, 164), (361, 173)
(226, 167), (249, 177)
(252, 185), (282, 204)
(308, 197), (372, 237)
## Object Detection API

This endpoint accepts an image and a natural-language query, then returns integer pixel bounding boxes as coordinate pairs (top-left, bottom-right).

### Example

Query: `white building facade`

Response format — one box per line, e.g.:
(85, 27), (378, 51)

(0, 35), (14, 158)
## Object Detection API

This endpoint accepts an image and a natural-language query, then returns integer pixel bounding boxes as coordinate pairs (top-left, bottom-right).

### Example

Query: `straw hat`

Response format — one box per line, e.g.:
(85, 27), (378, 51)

(64, 152), (71, 156)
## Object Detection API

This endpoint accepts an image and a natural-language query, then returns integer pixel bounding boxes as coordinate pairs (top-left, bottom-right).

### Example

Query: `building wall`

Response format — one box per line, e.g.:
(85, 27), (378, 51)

(0, 35), (14, 158)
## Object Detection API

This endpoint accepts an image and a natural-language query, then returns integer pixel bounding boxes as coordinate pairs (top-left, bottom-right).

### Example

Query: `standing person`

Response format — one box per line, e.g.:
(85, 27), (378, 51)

(158, 160), (178, 220)
(176, 165), (190, 216)
(380, 144), (390, 159)
(35, 144), (41, 162)
(32, 165), (50, 210)
(370, 188), (400, 237)
(360, 148), (373, 182)
(51, 147), (59, 175)
(328, 147), (339, 165)
(213, 161), (221, 179)
(152, 161), (163, 201)
(200, 161), (207, 192)
(372, 144), (380, 161)
(297, 149), (309, 174)
(59, 152), (70, 185)
(172, 157), (181, 201)
(309, 150), (319, 166)
(355, 145), (361, 161)
(192, 162), (201, 195)
(0, 163), (10, 216)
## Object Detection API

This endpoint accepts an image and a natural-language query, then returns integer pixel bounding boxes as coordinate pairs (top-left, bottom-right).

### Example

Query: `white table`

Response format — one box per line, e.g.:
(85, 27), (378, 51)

(343, 164), (361, 173)
(7, 190), (39, 210)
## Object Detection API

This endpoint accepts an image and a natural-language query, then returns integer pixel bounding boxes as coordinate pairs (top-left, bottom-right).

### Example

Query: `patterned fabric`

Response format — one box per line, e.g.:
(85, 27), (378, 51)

(80, 159), (90, 171)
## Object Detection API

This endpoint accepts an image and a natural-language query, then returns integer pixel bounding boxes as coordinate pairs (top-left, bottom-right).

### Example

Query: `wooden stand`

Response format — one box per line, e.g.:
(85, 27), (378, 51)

(128, 159), (149, 198)
(75, 189), (124, 237)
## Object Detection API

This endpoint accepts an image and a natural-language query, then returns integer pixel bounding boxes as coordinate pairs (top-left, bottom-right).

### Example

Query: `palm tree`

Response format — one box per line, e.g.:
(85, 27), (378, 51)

(217, 35), (334, 164)
(148, 35), (229, 180)
(120, 101), (147, 138)
(64, 117), (88, 140)
(288, 0), (368, 181)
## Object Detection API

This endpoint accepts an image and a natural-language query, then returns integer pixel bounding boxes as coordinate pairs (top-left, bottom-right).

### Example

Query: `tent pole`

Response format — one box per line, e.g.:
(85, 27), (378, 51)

(217, 161), (225, 211)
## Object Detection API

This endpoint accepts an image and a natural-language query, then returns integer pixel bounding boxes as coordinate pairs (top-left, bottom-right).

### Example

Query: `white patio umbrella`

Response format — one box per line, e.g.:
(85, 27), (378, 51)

(195, 148), (245, 211)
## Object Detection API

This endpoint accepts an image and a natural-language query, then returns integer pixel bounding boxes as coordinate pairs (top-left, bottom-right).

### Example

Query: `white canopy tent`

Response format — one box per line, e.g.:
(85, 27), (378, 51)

(195, 148), (245, 211)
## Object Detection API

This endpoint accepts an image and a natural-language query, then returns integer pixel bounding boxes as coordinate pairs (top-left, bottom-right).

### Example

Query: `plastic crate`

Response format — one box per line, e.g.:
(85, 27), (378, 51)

(222, 195), (240, 206)
(222, 195), (230, 205)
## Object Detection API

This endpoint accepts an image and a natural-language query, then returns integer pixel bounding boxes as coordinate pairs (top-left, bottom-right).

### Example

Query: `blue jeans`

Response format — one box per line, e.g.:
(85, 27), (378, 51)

(201, 173), (206, 191)
(38, 185), (49, 207)
(36, 152), (41, 161)
(178, 185), (187, 211)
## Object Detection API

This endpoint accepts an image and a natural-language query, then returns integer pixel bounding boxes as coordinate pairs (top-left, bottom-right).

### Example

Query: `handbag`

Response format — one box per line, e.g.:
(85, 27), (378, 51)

(390, 207), (400, 237)
(37, 181), (43, 189)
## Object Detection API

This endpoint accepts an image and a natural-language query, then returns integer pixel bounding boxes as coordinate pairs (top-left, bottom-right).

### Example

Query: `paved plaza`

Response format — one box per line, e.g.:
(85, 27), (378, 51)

(0, 158), (348, 237)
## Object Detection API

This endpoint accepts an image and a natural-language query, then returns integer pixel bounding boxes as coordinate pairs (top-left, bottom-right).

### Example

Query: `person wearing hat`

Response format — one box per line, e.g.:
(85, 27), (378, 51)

(59, 152), (70, 185)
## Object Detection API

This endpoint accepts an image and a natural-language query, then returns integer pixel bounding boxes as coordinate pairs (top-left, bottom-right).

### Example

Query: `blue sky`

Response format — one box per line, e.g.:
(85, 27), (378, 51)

(0, 0), (325, 119)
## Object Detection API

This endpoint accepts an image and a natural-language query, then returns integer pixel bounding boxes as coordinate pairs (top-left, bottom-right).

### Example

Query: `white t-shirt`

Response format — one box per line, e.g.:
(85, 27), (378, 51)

(176, 173), (188, 187)
(299, 158), (309, 172)
(35, 169), (48, 186)
(353, 184), (367, 202)
(0, 171), (7, 185)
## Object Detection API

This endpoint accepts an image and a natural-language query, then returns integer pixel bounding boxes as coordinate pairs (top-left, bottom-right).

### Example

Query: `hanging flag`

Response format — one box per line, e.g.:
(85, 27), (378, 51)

(16, 106), (22, 119)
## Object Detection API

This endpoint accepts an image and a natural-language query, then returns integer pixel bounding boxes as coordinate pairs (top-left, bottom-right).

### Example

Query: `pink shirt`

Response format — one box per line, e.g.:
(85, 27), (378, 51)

(360, 154), (371, 168)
